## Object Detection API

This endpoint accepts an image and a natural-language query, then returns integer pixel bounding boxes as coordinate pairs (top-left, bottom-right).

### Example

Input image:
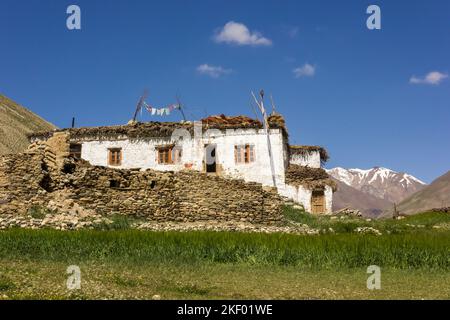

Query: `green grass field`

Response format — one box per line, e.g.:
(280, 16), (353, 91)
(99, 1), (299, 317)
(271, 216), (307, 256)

(0, 209), (449, 299)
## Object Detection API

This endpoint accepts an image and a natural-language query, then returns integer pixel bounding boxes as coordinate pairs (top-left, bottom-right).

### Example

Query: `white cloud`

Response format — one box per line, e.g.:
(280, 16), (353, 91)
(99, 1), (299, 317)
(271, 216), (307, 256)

(213, 21), (272, 46)
(409, 71), (448, 85)
(293, 64), (315, 78)
(196, 64), (232, 78)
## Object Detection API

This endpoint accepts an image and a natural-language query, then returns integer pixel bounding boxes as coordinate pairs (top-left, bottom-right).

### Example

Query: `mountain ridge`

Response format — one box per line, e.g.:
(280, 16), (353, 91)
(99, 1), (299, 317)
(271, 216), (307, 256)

(331, 178), (393, 217)
(327, 167), (426, 204)
(393, 170), (450, 215)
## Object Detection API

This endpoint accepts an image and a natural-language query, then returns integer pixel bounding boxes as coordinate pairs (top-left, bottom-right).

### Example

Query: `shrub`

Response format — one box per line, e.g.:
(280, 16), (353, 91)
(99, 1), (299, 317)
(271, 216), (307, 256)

(0, 275), (15, 292)
(27, 206), (51, 219)
(92, 215), (132, 231)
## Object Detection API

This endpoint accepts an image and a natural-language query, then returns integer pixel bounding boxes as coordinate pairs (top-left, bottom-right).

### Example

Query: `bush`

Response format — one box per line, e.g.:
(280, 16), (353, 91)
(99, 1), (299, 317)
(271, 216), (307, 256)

(0, 275), (15, 292)
(92, 215), (132, 231)
(27, 206), (51, 219)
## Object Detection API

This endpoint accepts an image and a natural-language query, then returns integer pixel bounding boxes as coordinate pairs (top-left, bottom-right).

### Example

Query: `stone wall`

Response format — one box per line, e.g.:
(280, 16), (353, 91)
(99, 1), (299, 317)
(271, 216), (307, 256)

(63, 164), (281, 223)
(0, 152), (49, 212)
(0, 148), (283, 225)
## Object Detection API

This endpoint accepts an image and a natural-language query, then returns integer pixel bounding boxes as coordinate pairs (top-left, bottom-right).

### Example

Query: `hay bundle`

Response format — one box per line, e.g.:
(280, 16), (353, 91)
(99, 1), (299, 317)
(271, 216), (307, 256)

(289, 145), (329, 163)
(285, 164), (337, 191)
(29, 113), (291, 142)
(202, 114), (262, 128)
(267, 113), (286, 129)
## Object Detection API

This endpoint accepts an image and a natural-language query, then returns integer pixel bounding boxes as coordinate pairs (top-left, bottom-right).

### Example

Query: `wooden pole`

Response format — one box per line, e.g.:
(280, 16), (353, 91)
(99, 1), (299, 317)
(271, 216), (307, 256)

(133, 90), (149, 122)
(270, 94), (277, 114)
(251, 90), (277, 188)
(133, 95), (145, 122)
(393, 203), (398, 219)
(176, 95), (187, 121)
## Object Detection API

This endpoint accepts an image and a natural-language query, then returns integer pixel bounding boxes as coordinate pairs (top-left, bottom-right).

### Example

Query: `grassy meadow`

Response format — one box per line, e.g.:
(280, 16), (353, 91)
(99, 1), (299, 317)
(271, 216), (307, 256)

(0, 208), (449, 299)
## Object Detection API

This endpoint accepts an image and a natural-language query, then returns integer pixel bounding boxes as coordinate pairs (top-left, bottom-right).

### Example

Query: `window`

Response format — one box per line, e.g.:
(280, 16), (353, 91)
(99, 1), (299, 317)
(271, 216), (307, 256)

(235, 144), (255, 164)
(69, 143), (82, 159)
(108, 148), (122, 166)
(157, 146), (182, 164)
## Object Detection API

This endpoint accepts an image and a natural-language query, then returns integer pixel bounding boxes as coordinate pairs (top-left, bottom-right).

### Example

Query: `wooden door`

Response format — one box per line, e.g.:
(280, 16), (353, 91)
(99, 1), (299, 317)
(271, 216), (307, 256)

(311, 190), (325, 214)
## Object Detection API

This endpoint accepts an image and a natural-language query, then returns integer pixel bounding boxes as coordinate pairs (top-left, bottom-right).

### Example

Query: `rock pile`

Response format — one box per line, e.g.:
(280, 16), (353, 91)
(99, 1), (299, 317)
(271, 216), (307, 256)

(334, 207), (363, 217)
(137, 220), (320, 235)
(354, 226), (382, 236)
(285, 164), (336, 191)
(431, 207), (450, 213)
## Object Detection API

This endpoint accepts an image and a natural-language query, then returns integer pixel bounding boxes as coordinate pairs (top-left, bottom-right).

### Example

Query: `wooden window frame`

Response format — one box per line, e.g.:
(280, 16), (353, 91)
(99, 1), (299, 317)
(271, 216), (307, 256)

(108, 148), (122, 166)
(235, 144), (255, 164)
(69, 143), (82, 159)
(156, 145), (182, 165)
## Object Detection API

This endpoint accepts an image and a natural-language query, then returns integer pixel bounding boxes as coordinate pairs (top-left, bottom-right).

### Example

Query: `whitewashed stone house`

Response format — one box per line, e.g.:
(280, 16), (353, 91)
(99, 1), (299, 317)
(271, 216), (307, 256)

(30, 113), (335, 214)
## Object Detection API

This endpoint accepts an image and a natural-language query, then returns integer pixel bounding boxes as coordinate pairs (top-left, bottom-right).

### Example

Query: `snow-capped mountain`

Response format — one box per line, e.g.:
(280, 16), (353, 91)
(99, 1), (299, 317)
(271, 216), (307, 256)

(327, 167), (427, 204)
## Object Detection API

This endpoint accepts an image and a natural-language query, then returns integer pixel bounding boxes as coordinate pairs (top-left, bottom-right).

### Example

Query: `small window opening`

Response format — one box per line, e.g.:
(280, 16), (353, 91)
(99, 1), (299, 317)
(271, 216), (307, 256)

(62, 162), (76, 174)
(69, 143), (82, 159)
(109, 180), (120, 188)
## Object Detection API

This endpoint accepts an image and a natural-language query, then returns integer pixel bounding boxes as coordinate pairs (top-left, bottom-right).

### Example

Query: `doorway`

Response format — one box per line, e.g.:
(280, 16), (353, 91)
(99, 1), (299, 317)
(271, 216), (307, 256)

(205, 144), (217, 173)
(311, 190), (325, 214)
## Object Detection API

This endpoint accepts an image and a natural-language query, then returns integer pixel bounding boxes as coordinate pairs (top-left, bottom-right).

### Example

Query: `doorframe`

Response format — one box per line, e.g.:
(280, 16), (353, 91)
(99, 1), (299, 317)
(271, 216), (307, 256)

(204, 143), (217, 173)
(311, 189), (326, 214)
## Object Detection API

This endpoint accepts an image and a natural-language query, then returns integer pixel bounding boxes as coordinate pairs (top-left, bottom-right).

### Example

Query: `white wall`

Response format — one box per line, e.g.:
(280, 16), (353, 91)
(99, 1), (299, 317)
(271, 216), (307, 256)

(290, 151), (321, 168)
(72, 128), (333, 213)
(279, 183), (333, 214)
(278, 184), (312, 212)
(76, 128), (287, 187)
(205, 128), (286, 187)
(79, 137), (191, 172)
(324, 185), (333, 214)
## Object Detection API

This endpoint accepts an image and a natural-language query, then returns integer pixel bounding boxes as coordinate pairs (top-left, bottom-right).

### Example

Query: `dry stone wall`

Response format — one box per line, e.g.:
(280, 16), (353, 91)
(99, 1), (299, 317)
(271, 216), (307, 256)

(0, 152), (49, 212)
(63, 164), (281, 223)
(0, 148), (283, 227)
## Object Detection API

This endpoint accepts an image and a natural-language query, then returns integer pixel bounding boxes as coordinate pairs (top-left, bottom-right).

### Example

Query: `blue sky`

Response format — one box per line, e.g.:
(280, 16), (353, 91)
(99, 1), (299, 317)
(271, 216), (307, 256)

(1, 0), (449, 183)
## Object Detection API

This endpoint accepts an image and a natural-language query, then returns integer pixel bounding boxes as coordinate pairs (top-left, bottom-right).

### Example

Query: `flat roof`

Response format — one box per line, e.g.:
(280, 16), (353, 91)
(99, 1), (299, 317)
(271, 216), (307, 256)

(28, 114), (287, 140)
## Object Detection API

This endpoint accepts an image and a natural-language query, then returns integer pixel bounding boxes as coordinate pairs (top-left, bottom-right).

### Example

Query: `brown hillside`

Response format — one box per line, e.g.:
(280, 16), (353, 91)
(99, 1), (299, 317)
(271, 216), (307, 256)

(332, 179), (392, 218)
(395, 170), (450, 215)
(0, 94), (56, 155)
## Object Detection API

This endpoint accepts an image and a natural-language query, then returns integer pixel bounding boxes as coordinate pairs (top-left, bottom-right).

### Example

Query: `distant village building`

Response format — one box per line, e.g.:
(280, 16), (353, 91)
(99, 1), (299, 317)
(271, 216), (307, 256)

(30, 113), (335, 214)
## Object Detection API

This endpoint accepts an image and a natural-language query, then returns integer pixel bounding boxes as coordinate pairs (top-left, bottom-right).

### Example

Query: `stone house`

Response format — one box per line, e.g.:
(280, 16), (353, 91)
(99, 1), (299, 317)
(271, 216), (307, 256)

(30, 113), (335, 214)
